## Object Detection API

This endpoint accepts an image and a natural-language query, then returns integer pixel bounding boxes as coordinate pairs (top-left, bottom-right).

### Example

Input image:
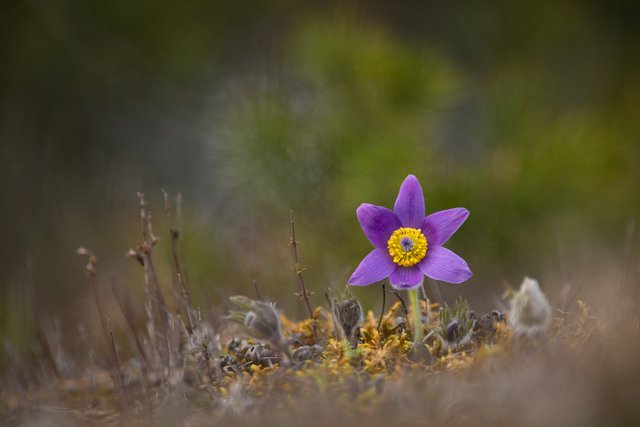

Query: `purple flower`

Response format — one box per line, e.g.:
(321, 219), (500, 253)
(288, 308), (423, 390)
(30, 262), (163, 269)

(348, 175), (472, 290)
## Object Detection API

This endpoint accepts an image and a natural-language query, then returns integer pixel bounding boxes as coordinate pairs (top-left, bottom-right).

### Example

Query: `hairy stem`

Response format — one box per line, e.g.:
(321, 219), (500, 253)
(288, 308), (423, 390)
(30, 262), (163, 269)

(409, 288), (423, 344)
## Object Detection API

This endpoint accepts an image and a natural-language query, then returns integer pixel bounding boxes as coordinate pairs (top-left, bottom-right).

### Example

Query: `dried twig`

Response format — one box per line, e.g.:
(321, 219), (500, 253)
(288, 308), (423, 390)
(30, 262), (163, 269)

(131, 192), (171, 372)
(111, 277), (149, 368)
(289, 210), (318, 342)
(162, 189), (183, 311)
(77, 248), (131, 399)
(106, 319), (128, 402)
(175, 194), (191, 289)
(77, 247), (107, 338)
(324, 291), (339, 339)
(162, 189), (194, 334)
(252, 280), (262, 301)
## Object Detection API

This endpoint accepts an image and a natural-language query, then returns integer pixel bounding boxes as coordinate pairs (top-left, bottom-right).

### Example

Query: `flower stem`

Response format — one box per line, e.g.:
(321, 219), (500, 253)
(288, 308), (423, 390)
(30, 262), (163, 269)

(409, 288), (423, 344)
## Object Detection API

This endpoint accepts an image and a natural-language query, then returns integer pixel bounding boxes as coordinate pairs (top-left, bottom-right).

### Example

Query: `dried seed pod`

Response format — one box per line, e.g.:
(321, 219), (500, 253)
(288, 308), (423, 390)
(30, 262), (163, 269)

(292, 344), (323, 363)
(508, 277), (552, 338)
(333, 298), (363, 342)
(226, 337), (246, 355)
(220, 354), (240, 375)
(227, 295), (292, 364)
(329, 287), (364, 345)
(445, 319), (463, 342)
(244, 343), (279, 367)
(472, 313), (496, 340)
(491, 310), (506, 322)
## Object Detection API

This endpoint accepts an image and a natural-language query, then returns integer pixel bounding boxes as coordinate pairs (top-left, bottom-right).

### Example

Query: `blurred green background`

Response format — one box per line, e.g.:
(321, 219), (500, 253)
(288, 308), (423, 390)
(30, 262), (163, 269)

(1, 0), (639, 349)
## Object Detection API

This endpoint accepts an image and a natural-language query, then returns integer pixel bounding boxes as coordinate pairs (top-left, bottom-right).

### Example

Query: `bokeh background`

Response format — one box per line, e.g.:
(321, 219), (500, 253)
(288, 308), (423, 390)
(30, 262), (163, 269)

(1, 0), (639, 351)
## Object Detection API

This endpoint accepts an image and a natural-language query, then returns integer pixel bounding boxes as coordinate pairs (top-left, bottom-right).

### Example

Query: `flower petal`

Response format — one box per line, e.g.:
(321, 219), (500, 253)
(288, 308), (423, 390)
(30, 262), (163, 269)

(389, 266), (424, 290)
(418, 246), (472, 284)
(394, 174), (426, 228)
(348, 248), (396, 286)
(356, 203), (402, 248)
(422, 208), (469, 247)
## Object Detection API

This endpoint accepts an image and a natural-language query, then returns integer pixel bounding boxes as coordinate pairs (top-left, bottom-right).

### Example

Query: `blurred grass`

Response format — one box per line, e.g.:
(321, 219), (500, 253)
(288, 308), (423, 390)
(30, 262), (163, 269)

(1, 1), (639, 351)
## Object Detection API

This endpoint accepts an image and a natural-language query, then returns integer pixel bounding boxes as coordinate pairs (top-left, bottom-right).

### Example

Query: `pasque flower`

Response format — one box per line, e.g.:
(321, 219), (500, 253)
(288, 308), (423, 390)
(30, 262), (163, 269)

(349, 175), (472, 290)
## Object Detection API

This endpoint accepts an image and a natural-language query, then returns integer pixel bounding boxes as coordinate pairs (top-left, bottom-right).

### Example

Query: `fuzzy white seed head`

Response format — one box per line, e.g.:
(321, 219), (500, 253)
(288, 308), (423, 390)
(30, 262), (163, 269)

(508, 277), (552, 338)
(228, 296), (285, 345)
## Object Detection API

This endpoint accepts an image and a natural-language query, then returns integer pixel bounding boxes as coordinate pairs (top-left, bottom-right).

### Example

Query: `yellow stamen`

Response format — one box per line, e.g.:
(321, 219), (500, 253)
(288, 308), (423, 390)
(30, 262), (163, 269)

(387, 227), (428, 267)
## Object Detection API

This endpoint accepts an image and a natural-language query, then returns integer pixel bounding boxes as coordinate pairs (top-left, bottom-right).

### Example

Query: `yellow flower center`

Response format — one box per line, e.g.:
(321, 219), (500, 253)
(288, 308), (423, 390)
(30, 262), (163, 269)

(387, 227), (428, 267)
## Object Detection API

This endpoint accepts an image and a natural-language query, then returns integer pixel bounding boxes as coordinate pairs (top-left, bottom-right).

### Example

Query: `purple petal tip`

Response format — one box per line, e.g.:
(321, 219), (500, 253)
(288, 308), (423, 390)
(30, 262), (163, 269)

(394, 174), (425, 229)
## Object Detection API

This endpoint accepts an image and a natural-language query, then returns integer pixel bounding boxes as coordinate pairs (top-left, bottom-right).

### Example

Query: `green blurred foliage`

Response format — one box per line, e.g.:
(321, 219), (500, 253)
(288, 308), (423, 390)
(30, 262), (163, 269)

(206, 15), (639, 306)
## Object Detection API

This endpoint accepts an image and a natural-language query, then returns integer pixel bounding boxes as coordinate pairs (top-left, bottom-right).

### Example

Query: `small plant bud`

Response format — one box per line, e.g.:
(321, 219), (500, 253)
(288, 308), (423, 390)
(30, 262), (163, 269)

(76, 247), (91, 256)
(228, 296), (286, 347)
(77, 247), (98, 277)
(244, 343), (279, 367)
(445, 319), (463, 342)
(126, 248), (144, 266)
(508, 277), (552, 338)
(330, 288), (364, 345)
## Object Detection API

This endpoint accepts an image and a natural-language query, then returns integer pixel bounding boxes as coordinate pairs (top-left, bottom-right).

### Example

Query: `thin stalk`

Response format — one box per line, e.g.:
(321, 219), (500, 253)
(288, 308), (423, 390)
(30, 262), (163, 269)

(91, 275), (108, 339)
(324, 291), (339, 339)
(106, 319), (128, 402)
(77, 248), (107, 339)
(175, 193), (192, 294)
(420, 281), (431, 324)
(377, 282), (386, 332)
(137, 192), (171, 372)
(391, 289), (408, 318)
(162, 189), (182, 313)
(409, 288), (423, 344)
(163, 189), (194, 333)
(252, 280), (262, 301)
(289, 210), (318, 343)
(111, 278), (149, 367)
